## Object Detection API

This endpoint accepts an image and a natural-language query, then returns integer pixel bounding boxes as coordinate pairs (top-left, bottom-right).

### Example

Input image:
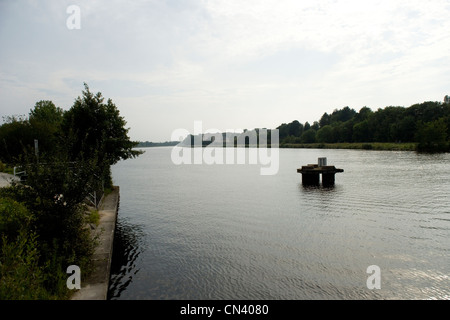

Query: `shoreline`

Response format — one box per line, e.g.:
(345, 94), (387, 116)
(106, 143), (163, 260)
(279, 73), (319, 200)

(280, 142), (418, 151)
(138, 142), (419, 151)
(71, 186), (120, 300)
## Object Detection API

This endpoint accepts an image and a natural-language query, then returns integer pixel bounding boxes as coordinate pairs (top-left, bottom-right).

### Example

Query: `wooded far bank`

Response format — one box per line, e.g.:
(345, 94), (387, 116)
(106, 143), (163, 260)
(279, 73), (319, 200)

(138, 97), (450, 153)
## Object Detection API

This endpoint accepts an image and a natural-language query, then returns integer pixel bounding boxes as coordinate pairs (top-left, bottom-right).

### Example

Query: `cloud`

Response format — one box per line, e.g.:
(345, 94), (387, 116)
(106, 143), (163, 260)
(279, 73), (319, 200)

(1, 0), (450, 140)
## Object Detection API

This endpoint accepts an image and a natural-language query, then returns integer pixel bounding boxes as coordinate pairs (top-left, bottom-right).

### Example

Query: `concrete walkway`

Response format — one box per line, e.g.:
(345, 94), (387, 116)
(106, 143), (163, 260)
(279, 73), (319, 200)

(0, 172), (18, 188)
(71, 186), (120, 300)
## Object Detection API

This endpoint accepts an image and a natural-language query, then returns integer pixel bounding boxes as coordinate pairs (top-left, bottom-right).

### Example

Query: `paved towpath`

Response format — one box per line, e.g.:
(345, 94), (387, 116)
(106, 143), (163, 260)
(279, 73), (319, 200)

(71, 187), (120, 300)
(0, 172), (18, 188)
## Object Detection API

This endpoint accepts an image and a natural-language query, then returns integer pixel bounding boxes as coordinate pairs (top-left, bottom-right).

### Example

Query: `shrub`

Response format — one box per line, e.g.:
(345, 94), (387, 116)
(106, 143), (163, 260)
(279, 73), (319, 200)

(0, 197), (33, 241)
(88, 208), (100, 226)
(0, 230), (53, 299)
(0, 158), (98, 297)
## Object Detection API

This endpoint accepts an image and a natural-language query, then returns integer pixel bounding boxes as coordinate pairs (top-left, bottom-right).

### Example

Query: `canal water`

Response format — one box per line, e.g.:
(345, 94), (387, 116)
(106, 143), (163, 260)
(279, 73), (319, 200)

(108, 147), (449, 299)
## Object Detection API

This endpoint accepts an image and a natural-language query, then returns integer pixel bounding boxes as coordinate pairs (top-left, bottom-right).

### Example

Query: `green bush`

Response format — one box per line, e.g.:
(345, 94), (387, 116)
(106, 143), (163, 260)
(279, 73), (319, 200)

(0, 165), (98, 298)
(415, 119), (448, 153)
(88, 208), (100, 226)
(0, 84), (141, 299)
(0, 230), (54, 299)
(0, 197), (33, 239)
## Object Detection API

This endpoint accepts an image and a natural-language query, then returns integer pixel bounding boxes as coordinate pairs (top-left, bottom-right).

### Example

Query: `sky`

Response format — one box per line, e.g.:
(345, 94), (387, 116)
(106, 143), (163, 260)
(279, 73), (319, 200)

(1, 0), (450, 142)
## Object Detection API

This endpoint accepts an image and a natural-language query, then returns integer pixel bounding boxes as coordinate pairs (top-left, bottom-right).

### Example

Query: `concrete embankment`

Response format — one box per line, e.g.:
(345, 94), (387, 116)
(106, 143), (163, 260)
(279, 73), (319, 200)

(71, 186), (120, 300)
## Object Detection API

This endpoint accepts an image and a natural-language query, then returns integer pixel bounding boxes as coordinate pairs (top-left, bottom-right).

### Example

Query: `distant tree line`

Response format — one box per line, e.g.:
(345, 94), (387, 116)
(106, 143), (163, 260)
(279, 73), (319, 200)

(277, 98), (450, 152)
(137, 141), (179, 147)
(179, 129), (276, 147)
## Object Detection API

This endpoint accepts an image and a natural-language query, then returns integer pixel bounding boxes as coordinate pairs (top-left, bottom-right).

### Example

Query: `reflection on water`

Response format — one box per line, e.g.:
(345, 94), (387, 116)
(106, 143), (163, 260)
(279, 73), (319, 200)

(107, 148), (450, 300)
(299, 183), (340, 193)
(108, 218), (144, 299)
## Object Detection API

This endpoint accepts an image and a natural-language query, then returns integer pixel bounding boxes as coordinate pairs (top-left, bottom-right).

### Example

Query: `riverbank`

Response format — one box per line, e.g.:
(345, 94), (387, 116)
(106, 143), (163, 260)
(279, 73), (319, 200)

(71, 186), (120, 300)
(281, 142), (418, 151)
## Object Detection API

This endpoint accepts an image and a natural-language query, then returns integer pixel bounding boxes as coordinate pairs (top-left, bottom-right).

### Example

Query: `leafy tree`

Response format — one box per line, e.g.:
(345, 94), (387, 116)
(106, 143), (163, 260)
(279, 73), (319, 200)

(0, 116), (33, 164)
(445, 116), (450, 140)
(29, 100), (63, 125)
(28, 100), (65, 159)
(319, 112), (330, 128)
(277, 121), (304, 140)
(62, 83), (142, 187)
(300, 129), (316, 143)
(303, 121), (311, 132)
(1, 145), (100, 294)
(0, 229), (51, 299)
(352, 120), (370, 142)
(354, 107), (373, 122)
(390, 115), (416, 142)
(0, 197), (33, 240)
(340, 120), (354, 142)
(330, 106), (356, 123)
(316, 125), (334, 143)
(415, 119), (448, 152)
(277, 123), (289, 140)
(0, 83), (142, 298)
(277, 100), (449, 151)
(311, 121), (320, 131)
(0, 101), (64, 164)
(407, 101), (445, 123)
(288, 120), (303, 137)
(368, 107), (404, 142)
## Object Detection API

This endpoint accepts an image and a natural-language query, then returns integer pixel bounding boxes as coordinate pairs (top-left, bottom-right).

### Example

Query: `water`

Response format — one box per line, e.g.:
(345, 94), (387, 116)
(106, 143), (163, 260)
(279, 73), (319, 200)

(108, 147), (450, 300)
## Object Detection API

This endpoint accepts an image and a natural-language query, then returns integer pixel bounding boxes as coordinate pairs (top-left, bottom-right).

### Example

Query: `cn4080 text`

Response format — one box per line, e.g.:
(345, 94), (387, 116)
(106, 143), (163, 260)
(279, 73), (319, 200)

(224, 304), (269, 315)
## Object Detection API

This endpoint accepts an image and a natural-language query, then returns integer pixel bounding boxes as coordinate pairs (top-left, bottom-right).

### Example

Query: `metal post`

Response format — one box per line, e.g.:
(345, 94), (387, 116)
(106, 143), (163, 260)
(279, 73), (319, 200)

(34, 139), (39, 163)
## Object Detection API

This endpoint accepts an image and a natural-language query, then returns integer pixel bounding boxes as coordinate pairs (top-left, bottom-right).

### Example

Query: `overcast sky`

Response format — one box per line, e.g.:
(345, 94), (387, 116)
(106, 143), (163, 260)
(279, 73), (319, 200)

(1, 0), (450, 141)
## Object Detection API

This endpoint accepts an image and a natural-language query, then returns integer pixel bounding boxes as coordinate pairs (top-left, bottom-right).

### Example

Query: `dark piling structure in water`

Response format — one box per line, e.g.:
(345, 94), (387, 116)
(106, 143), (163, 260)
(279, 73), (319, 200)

(297, 158), (344, 187)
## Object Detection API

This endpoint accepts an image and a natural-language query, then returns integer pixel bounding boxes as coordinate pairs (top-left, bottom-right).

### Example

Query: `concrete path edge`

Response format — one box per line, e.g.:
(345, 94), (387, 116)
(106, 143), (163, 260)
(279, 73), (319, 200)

(70, 186), (120, 300)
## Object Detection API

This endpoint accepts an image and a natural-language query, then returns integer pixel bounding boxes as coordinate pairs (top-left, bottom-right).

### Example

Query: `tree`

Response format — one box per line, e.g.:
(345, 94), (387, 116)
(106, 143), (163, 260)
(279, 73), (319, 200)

(415, 119), (448, 152)
(0, 101), (64, 164)
(390, 115), (416, 142)
(330, 106), (356, 123)
(319, 113), (330, 128)
(62, 83), (142, 187)
(29, 100), (63, 125)
(355, 107), (372, 122)
(288, 120), (303, 137)
(29, 100), (65, 159)
(304, 121), (311, 131)
(0, 83), (142, 298)
(0, 116), (33, 164)
(353, 120), (370, 142)
(276, 101), (449, 150)
(3, 151), (99, 294)
(277, 123), (289, 140)
(300, 129), (316, 143)
(311, 121), (320, 131)
(316, 125), (334, 143)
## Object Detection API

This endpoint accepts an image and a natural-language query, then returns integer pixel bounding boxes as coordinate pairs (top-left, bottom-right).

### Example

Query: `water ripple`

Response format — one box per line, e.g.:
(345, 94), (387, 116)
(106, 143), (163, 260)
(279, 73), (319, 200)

(109, 148), (450, 300)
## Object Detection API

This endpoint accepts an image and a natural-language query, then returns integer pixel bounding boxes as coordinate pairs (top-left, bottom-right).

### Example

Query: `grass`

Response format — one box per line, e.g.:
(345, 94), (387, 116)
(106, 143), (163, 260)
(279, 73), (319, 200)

(281, 142), (418, 151)
(85, 186), (116, 226)
(103, 187), (113, 197)
(87, 208), (100, 226)
(0, 161), (14, 175)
